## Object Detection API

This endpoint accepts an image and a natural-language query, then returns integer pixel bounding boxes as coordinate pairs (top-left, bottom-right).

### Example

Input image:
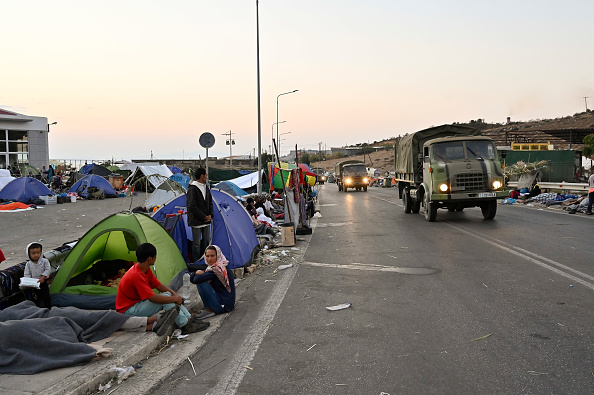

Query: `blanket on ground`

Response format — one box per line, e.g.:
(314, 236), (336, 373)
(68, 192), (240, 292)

(0, 301), (130, 374)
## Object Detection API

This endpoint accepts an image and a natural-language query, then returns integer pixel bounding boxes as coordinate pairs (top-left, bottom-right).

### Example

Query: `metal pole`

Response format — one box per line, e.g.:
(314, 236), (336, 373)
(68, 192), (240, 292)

(205, 147), (209, 179)
(256, 0), (262, 195)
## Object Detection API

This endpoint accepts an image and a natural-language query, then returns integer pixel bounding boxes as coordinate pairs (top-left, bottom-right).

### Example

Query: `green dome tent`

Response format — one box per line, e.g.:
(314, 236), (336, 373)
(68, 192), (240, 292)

(50, 213), (187, 306)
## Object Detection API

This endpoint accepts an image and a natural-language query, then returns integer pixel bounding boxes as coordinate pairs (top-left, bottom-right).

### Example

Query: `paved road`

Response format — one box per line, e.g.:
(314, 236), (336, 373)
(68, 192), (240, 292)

(150, 185), (594, 394)
(0, 193), (148, 270)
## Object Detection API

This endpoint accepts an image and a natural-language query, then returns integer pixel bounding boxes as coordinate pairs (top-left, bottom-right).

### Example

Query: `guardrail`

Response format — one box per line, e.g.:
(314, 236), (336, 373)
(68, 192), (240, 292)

(507, 181), (589, 192)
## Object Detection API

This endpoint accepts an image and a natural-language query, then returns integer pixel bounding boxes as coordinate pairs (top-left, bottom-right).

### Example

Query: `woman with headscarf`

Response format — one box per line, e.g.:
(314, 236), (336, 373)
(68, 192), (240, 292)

(190, 245), (236, 319)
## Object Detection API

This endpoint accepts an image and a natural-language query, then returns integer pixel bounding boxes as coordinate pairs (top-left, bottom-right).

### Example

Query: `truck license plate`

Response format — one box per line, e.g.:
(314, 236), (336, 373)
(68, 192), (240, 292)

(479, 192), (496, 198)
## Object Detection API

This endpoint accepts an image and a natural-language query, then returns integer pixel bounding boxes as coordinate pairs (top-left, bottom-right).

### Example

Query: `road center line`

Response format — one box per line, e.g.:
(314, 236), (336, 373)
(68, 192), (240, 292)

(374, 193), (594, 290)
(444, 222), (594, 291)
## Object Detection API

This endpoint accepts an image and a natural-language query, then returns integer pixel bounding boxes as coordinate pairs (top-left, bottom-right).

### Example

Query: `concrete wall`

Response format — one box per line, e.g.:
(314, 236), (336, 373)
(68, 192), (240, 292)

(0, 109), (49, 170)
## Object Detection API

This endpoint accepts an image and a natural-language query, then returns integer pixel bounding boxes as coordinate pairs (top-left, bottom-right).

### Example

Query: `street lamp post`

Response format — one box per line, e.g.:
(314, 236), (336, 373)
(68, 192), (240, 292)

(256, 0), (263, 195)
(279, 131), (291, 158)
(276, 90), (298, 154)
(272, 121), (286, 162)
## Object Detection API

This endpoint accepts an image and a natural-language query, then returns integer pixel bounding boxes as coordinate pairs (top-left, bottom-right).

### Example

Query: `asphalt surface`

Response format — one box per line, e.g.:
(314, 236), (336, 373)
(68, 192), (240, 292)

(145, 184), (594, 395)
(0, 193), (148, 270)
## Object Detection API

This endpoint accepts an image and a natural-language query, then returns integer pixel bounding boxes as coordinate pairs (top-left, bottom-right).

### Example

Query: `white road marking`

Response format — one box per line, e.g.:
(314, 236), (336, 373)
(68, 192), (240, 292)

(213, 219), (317, 394)
(376, 194), (594, 290)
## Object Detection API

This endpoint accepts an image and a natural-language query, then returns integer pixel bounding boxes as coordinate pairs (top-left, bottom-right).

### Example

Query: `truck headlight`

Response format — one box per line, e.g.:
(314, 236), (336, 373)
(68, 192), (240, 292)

(363, 178), (369, 183)
(346, 178), (352, 184)
(492, 180), (502, 189)
(439, 183), (449, 192)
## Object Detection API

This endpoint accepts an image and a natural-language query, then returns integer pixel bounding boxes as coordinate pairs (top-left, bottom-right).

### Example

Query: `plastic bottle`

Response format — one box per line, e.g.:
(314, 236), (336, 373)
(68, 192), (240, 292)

(182, 272), (191, 303)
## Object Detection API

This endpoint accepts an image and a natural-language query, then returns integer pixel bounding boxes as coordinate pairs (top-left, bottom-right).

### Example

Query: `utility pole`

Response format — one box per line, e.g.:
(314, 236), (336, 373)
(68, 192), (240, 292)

(318, 142), (322, 163)
(584, 96), (591, 112)
(222, 130), (235, 168)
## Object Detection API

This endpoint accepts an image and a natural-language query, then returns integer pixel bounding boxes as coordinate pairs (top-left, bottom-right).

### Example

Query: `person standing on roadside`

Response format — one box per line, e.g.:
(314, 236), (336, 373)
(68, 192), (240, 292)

(587, 173), (594, 215)
(187, 167), (214, 260)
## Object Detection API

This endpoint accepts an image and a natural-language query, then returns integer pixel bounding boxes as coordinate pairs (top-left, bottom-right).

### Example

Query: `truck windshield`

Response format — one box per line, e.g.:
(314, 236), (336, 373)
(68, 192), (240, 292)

(343, 164), (366, 176)
(465, 141), (495, 160)
(432, 142), (465, 161)
(432, 141), (496, 161)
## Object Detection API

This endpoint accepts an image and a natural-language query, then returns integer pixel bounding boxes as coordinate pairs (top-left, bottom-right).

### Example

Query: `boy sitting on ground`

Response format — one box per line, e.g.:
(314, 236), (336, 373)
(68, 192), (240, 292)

(116, 243), (208, 335)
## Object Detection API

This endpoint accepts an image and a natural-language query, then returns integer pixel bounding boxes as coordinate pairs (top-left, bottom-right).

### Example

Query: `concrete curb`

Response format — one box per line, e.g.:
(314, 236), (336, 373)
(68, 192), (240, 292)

(99, 273), (259, 395)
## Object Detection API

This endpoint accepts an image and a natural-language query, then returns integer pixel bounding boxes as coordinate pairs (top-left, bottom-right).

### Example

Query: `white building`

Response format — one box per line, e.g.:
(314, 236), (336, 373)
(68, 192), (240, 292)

(0, 108), (49, 170)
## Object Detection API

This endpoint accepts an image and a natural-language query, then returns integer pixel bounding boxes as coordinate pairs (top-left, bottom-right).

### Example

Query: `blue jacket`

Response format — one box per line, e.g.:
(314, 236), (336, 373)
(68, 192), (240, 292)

(190, 266), (235, 312)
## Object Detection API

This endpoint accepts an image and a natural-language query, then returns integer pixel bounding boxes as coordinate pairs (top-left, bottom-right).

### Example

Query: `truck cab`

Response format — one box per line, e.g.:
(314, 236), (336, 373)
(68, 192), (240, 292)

(420, 136), (507, 220)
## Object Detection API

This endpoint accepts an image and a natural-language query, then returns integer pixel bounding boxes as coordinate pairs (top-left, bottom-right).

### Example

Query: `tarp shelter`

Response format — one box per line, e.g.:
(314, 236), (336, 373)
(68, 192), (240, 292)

(68, 174), (117, 198)
(125, 165), (173, 191)
(222, 170), (263, 194)
(169, 166), (182, 174)
(170, 173), (190, 190)
(0, 177), (52, 203)
(50, 213), (187, 309)
(145, 179), (186, 209)
(153, 190), (259, 269)
(80, 163), (112, 177)
(269, 165), (314, 190)
(213, 180), (248, 196)
(208, 168), (243, 184)
(0, 169), (16, 192)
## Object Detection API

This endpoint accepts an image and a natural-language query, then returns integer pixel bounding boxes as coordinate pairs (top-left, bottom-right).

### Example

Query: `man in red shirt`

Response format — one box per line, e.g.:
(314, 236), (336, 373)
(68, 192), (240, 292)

(116, 243), (208, 335)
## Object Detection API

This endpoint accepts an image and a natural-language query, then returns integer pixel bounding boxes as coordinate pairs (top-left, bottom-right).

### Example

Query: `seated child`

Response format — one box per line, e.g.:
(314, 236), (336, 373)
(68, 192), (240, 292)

(23, 242), (52, 308)
(116, 242), (208, 335)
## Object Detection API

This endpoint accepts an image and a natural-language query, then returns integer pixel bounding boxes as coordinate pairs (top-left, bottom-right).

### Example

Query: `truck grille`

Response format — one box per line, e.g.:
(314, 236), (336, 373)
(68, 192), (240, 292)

(452, 172), (487, 191)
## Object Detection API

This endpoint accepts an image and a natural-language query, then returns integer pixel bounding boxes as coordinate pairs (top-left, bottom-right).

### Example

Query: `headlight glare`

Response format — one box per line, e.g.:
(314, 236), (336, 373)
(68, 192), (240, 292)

(492, 180), (502, 189)
(439, 183), (449, 192)
(363, 178), (369, 183)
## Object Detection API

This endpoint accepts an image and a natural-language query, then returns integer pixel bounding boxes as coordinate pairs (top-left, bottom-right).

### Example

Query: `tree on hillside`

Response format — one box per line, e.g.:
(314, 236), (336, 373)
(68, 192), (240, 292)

(299, 153), (311, 165)
(583, 134), (594, 159)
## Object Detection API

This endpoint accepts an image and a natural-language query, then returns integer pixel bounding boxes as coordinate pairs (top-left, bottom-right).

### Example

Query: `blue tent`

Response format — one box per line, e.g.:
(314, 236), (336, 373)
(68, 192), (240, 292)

(152, 190), (259, 269)
(0, 177), (53, 203)
(213, 180), (248, 196)
(68, 175), (117, 198)
(80, 163), (112, 177)
(170, 173), (190, 190)
(169, 166), (182, 174)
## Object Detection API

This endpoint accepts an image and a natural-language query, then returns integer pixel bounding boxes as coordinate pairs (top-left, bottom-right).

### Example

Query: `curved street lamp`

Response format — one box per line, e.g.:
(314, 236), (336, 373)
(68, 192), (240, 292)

(276, 90), (298, 154)
(278, 131), (291, 158)
(271, 120), (286, 161)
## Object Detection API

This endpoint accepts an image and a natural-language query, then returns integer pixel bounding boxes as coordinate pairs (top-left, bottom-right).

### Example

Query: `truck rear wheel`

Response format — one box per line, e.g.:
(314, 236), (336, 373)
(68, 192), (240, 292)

(424, 193), (437, 222)
(412, 199), (421, 213)
(481, 200), (497, 220)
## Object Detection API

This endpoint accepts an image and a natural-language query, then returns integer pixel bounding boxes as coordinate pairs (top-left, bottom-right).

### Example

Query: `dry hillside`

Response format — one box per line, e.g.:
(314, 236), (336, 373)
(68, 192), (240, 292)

(311, 112), (594, 174)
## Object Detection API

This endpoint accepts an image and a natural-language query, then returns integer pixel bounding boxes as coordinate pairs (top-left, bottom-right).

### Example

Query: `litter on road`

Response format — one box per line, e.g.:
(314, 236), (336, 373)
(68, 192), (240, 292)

(277, 264), (294, 270)
(326, 303), (352, 311)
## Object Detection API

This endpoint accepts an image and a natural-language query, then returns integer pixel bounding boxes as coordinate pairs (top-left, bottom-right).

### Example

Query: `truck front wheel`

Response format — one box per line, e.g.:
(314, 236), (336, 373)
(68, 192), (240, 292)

(363, 186), (367, 192)
(403, 189), (412, 213)
(424, 193), (437, 222)
(481, 200), (497, 220)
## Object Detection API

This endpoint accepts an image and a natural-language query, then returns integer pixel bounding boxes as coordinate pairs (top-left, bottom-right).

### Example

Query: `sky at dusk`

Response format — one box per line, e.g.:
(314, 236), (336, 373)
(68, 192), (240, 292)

(2, 1), (594, 161)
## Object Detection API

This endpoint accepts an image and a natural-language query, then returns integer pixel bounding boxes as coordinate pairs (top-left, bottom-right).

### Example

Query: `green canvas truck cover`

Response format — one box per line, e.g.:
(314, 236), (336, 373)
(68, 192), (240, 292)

(394, 124), (480, 175)
(335, 159), (366, 175)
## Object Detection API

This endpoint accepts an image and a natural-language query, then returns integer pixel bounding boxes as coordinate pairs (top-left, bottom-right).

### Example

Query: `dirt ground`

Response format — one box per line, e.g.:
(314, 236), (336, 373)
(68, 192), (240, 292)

(0, 193), (149, 271)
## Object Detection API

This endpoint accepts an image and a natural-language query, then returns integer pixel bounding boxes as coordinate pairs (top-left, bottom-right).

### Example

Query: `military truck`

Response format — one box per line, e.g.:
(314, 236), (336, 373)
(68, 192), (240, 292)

(394, 124), (507, 221)
(310, 167), (326, 184)
(335, 160), (369, 192)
